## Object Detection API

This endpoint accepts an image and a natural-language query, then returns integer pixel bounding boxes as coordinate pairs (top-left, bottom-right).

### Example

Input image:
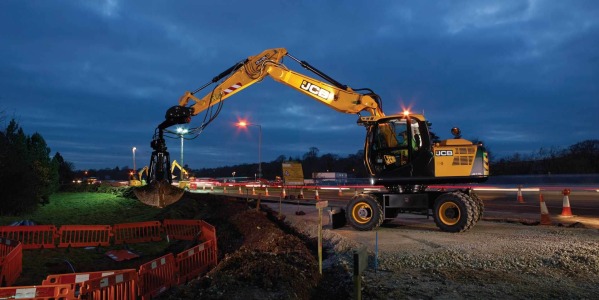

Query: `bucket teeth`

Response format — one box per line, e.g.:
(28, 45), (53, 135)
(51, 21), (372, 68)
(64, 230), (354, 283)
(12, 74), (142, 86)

(134, 181), (184, 208)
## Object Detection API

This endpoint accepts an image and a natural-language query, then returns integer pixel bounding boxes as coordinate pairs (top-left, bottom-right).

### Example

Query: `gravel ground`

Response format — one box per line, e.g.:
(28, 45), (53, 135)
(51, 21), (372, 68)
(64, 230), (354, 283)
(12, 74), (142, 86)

(286, 212), (599, 299)
(159, 195), (599, 299)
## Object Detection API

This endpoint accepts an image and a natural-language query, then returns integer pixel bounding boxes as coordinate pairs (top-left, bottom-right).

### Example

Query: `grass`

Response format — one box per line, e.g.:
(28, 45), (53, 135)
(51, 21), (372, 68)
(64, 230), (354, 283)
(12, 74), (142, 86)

(0, 192), (179, 286)
(0, 192), (161, 226)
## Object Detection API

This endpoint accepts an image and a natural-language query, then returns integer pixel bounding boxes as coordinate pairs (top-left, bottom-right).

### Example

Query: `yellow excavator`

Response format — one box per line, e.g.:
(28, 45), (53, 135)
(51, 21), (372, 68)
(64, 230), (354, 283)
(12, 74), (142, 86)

(171, 160), (189, 189)
(128, 166), (148, 187)
(135, 48), (489, 232)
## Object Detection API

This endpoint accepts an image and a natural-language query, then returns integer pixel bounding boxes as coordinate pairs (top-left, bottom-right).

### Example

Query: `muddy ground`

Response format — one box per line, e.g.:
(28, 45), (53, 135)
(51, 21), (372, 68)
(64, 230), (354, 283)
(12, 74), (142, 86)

(157, 192), (352, 300)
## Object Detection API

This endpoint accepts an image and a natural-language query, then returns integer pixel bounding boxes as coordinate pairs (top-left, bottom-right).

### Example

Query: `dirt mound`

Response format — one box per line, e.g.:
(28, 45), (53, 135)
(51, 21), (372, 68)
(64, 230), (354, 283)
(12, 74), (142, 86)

(159, 193), (350, 299)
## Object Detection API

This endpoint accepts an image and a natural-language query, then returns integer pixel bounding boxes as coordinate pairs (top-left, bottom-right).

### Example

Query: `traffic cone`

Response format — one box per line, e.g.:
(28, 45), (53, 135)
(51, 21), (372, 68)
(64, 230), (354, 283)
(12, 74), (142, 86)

(265, 187), (269, 196)
(560, 188), (573, 217)
(517, 185), (525, 203)
(338, 187), (343, 197)
(314, 188), (320, 200)
(540, 192), (552, 225)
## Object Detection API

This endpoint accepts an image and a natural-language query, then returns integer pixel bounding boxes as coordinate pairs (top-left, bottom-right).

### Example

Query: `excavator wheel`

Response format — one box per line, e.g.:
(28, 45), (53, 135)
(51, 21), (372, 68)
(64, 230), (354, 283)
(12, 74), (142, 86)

(133, 180), (185, 208)
(470, 192), (484, 221)
(433, 192), (476, 233)
(346, 194), (384, 231)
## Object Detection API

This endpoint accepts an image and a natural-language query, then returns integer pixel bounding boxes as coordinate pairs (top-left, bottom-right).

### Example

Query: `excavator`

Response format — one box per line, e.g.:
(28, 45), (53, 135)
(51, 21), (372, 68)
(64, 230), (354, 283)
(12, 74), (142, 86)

(128, 166), (148, 187)
(170, 160), (189, 189)
(134, 48), (489, 232)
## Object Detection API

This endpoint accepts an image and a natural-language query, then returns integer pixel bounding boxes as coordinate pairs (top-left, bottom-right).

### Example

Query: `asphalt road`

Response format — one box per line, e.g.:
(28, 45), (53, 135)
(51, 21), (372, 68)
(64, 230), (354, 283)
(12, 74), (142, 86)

(199, 184), (599, 228)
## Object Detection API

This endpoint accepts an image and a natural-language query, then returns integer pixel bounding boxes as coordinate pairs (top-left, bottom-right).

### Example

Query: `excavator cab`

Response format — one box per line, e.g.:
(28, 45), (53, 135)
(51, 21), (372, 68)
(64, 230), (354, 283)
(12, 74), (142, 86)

(365, 112), (488, 189)
(365, 113), (434, 184)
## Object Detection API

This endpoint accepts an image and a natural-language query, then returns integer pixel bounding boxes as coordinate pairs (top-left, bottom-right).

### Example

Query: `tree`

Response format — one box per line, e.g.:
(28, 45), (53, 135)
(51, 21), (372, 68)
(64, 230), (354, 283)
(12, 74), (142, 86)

(52, 152), (75, 186)
(0, 119), (60, 214)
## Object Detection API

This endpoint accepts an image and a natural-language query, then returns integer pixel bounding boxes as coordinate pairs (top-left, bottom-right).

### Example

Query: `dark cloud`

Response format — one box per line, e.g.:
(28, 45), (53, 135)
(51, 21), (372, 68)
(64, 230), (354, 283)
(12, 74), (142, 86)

(1, 0), (598, 171)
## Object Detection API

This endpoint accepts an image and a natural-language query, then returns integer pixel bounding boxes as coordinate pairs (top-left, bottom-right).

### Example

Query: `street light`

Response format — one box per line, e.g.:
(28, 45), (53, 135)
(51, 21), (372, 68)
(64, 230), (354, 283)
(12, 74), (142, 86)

(132, 147), (136, 173)
(175, 127), (189, 167)
(237, 121), (262, 180)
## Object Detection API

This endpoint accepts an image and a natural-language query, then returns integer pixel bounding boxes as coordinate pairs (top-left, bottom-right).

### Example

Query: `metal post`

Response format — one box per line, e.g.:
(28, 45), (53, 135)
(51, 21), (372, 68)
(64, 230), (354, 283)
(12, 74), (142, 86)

(180, 134), (184, 167)
(132, 147), (136, 172)
(258, 124), (262, 179)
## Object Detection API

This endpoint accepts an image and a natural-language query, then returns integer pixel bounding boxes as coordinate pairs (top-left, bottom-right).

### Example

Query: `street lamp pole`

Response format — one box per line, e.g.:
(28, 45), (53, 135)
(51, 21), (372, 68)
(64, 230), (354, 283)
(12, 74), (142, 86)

(257, 124), (262, 179)
(237, 121), (262, 179)
(176, 127), (189, 167)
(132, 147), (136, 172)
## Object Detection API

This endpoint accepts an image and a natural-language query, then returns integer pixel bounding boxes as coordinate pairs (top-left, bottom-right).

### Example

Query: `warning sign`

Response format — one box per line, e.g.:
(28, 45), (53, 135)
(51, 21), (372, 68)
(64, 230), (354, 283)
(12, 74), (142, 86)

(281, 162), (304, 185)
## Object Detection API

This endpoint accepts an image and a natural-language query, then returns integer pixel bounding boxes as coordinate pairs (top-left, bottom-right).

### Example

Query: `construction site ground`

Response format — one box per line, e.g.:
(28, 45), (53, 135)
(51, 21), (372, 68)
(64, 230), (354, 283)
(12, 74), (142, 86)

(156, 192), (599, 299)
(14, 191), (598, 299)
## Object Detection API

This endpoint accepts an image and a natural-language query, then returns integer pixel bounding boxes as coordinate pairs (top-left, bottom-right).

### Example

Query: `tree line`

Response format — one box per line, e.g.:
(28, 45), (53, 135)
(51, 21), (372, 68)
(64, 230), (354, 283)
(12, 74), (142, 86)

(2, 116), (597, 215)
(191, 140), (599, 180)
(492, 140), (599, 175)
(0, 119), (74, 215)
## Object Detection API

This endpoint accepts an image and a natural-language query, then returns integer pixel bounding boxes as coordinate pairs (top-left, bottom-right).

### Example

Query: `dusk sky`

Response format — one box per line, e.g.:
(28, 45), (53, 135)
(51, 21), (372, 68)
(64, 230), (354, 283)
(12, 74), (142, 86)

(1, 1), (598, 173)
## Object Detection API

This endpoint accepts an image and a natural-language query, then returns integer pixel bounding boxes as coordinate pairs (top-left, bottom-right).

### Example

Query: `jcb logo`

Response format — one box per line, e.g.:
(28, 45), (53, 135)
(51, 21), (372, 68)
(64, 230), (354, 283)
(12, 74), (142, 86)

(300, 80), (331, 99)
(435, 150), (453, 156)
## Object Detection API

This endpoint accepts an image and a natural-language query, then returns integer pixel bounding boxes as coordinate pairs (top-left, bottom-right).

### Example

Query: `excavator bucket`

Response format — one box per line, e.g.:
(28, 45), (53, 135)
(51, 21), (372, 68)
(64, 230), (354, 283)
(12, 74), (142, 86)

(133, 180), (185, 208)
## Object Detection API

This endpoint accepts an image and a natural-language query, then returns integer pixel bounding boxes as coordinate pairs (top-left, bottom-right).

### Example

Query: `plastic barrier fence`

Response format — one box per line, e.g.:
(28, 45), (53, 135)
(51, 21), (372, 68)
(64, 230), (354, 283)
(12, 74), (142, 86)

(0, 218), (219, 298)
(138, 253), (176, 300)
(41, 269), (120, 295)
(112, 221), (162, 245)
(198, 220), (218, 258)
(176, 240), (217, 285)
(0, 238), (22, 287)
(162, 219), (203, 241)
(0, 284), (77, 299)
(0, 225), (57, 249)
(57, 225), (112, 248)
(78, 269), (138, 300)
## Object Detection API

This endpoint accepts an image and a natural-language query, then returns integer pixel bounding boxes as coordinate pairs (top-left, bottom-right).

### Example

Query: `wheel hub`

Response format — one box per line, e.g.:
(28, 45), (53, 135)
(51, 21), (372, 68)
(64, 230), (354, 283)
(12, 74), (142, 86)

(439, 202), (460, 226)
(352, 202), (373, 224)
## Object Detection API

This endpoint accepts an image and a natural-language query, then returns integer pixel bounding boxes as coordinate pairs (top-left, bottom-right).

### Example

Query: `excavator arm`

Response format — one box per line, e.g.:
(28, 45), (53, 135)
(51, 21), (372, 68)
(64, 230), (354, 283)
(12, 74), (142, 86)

(136, 48), (388, 207)
(162, 48), (385, 129)
(180, 48), (383, 117)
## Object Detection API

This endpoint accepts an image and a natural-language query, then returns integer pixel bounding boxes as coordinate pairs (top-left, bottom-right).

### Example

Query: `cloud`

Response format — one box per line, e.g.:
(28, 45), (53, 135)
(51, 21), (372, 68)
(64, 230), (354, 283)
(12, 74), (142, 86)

(1, 0), (598, 171)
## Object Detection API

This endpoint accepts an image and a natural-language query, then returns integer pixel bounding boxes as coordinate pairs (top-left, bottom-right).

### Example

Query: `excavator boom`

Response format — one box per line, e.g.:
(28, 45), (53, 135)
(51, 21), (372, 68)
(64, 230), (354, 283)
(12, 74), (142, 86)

(135, 48), (387, 207)
(135, 47), (489, 223)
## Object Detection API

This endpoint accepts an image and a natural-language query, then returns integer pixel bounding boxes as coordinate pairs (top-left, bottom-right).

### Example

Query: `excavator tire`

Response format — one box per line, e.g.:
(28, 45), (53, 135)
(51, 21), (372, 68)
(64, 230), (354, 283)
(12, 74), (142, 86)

(470, 192), (484, 221)
(433, 192), (476, 233)
(133, 180), (185, 208)
(346, 194), (384, 231)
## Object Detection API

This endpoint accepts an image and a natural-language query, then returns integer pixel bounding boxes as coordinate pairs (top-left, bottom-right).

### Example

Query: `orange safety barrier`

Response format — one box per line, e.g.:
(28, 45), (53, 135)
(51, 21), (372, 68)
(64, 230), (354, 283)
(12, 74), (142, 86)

(112, 221), (162, 245)
(198, 220), (218, 257)
(0, 218), (219, 298)
(78, 269), (138, 300)
(0, 238), (22, 287)
(0, 225), (57, 249)
(42, 269), (120, 287)
(0, 284), (76, 299)
(138, 253), (177, 300)
(162, 219), (203, 241)
(57, 225), (112, 248)
(176, 240), (217, 285)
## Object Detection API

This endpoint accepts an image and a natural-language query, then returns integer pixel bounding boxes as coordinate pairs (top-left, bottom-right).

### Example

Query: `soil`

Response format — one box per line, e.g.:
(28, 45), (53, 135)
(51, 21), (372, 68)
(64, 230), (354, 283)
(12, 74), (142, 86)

(156, 192), (351, 300)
